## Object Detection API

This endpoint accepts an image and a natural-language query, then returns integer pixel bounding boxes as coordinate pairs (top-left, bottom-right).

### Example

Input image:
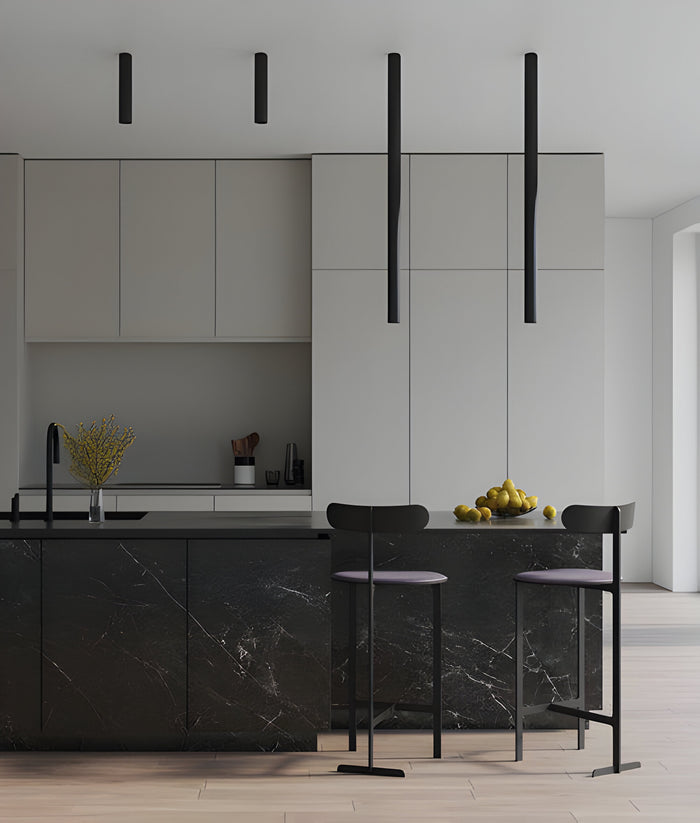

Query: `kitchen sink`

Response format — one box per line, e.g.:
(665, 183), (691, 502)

(0, 511), (148, 521)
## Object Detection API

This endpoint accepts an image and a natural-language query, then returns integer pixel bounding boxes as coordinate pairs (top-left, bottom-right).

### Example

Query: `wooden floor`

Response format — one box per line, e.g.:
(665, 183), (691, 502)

(2, 584), (699, 822)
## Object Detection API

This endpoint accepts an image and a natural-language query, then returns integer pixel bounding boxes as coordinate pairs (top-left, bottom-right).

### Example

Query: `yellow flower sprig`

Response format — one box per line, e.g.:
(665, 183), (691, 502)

(58, 415), (136, 489)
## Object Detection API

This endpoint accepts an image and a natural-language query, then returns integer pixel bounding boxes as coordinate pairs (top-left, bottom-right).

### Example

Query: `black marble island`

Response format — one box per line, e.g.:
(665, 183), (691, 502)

(0, 511), (601, 751)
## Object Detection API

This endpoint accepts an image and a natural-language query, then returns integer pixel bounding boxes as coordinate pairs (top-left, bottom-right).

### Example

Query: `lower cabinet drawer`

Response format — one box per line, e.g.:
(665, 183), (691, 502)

(214, 495), (312, 511)
(116, 494), (214, 511)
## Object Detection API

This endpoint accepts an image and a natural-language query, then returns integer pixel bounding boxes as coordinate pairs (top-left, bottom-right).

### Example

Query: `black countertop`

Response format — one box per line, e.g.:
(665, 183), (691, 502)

(0, 509), (566, 540)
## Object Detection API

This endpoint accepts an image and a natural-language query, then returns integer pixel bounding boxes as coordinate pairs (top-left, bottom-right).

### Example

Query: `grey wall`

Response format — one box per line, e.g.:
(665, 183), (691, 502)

(0, 156), (22, 504)
(22, 343), (311, 487)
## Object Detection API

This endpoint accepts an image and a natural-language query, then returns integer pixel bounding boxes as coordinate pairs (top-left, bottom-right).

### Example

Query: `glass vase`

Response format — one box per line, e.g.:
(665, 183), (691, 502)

(88, 487), (105, 523)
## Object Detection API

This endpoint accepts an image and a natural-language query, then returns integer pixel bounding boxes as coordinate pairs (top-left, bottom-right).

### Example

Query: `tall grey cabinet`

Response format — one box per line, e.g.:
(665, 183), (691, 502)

(312, 155), (410, 509)
(312, 153), (604, 513)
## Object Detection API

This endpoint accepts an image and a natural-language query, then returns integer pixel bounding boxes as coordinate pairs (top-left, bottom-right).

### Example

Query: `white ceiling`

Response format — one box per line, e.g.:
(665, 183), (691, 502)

(2, 0), (699, 218)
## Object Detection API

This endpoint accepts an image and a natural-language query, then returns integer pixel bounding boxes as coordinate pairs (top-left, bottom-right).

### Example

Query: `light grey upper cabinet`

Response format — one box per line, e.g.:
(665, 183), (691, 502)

(25, 160), (119, 339)
(216, 160), (310, 338)
(507, 269), (604, 510)
(120, 161), (215, 338)
(410, 155), (508, 270)
(508, 154), (604, 270)
(312, 154), (409, 270)
(312, 269), (410, 510)
(410, 270), (507, 509)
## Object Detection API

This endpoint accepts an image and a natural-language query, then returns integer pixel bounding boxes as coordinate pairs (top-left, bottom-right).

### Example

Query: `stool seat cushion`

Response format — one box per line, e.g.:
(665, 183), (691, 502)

(332, 570), (448, 585)
(514, 567), (612, 586)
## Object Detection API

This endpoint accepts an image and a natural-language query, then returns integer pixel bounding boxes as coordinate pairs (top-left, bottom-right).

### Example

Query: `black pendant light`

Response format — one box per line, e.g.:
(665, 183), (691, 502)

(255, 52), (268, 124)
(118, 52), (132, 124)
(387, 52), (401, 324)
(524, 51), (537, 323)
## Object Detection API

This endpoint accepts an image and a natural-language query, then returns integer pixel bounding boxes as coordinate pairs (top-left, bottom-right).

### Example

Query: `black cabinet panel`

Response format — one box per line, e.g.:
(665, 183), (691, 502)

(331, 530), (602, 731)
(188, 539), (330, 750)
(0, 540), (40, 749)
(42, 539), (186, 747)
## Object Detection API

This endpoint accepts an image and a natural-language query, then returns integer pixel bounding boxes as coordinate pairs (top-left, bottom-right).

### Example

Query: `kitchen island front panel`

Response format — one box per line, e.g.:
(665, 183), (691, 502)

(0, 512), (601, 750)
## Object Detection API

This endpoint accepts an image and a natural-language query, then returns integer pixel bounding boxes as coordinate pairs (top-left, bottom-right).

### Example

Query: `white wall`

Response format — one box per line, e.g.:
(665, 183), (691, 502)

(604, 218), (653, 582)
(652, 197), (700, 591)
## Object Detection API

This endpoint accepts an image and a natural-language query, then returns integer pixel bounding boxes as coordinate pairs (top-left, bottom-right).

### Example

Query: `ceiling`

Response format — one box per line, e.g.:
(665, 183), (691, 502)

(1, 0), (699, 218)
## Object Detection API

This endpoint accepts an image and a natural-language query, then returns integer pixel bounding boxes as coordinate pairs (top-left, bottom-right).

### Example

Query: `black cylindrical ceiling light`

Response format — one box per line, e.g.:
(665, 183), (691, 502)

(119, 52), (132, 124)
(524, 51), (538, 323)
(255, 52), (268, 124)
(387, 52), (401, 324)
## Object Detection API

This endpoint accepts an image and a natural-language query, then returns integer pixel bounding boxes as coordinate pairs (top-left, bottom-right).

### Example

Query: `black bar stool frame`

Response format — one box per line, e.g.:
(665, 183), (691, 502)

(328, 503), (447, 778)
(514, 502), (641, 777)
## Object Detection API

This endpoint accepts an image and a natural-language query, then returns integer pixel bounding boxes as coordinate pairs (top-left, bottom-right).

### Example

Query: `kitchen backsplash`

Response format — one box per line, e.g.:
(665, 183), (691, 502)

(21, 342), (311, 487)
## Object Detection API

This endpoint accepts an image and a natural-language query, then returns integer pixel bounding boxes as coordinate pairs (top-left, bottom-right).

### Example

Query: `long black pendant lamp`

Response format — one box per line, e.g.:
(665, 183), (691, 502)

(387, 52), (401, 323)
(254, 52), (268, 124)
(524, 52), (537, 323)
(119, 52), (132, 124)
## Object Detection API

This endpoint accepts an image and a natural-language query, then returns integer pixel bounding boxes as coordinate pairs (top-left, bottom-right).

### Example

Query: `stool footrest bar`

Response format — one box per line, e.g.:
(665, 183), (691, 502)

(547, 703), (613, 726)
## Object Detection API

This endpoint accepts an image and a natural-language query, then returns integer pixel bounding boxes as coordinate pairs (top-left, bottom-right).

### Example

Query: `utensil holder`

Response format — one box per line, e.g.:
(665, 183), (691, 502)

(234, 456), (255, 487)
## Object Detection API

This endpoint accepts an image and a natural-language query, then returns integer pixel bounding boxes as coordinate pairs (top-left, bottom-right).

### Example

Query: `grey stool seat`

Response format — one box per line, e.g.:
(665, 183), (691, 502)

(328, 502), (447, 778)
(514, 568), (612, 587)
(514, 503), (640, 777)
(332, 570), (448, 586)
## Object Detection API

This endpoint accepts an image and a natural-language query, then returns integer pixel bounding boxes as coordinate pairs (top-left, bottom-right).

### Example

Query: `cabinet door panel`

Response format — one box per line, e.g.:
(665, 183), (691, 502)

(508, 154), (604, 270)
(507, 270), (604, 509)
(312, 155), (409, 270)
(216, 160), (310, 338)
(25, 160), (119, 339)
(411, 271), (507, 508)
(188, 539), (330, 749)
(42, 539), (186, 741)
(410, 155), (507, 270)
(312, 270), (409, 510)
(0, 540), (40, 747)
(120, 161), (215, 337)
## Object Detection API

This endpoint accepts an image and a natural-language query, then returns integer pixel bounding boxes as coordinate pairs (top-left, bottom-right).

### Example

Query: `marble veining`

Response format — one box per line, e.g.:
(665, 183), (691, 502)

(331, 529), (602, 731)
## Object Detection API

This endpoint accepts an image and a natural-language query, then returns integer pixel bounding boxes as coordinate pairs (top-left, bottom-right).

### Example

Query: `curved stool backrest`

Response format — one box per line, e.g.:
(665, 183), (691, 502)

(561, 503), (635, 535)
(327, 502), (429, 535)
(562, 502), (635, 584)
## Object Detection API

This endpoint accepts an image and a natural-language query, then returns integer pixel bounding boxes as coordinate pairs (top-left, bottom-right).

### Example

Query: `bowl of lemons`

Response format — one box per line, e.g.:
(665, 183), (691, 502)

(453, 478), (556, 522)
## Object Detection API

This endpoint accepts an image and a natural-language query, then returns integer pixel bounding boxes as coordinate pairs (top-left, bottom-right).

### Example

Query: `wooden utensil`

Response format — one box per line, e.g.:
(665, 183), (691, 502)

(231, 432), (260, 457)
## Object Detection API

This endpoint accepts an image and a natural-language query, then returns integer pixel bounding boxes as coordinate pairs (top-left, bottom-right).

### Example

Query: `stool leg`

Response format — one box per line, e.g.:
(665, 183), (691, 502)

(515, 580), (524, 761)
(612, 585), (621, 773)
(432, 583), (442, 759)
(348, 584), (357, 752)
(577, 586), (586, 750)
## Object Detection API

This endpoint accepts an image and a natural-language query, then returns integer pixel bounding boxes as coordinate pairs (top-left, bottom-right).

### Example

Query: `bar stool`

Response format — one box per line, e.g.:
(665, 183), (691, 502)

(328, 503), (447, 777)
(514, 502), (640, 777)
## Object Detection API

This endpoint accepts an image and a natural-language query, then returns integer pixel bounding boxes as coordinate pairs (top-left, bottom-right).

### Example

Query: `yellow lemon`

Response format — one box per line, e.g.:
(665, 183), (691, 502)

(465, 508), (482, 522)
(477, 506), (492, 520)
(453, 504), (471, 521)
(543, 505), (557, 519)
(486, 487), (501, 498)
(475, 495), (488, 507)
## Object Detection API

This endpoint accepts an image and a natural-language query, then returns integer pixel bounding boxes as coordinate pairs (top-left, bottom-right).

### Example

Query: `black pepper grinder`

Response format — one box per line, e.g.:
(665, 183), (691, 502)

(284, 442), (297, 485)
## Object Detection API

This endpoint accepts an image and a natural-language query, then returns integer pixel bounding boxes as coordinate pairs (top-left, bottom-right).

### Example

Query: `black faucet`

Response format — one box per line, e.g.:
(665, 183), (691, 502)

(46, 422), (60, 522)
(10, 492), (20, 524)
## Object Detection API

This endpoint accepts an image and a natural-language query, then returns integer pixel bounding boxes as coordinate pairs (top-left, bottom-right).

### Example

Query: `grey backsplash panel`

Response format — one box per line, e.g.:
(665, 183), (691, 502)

(22, 342), (311, 486)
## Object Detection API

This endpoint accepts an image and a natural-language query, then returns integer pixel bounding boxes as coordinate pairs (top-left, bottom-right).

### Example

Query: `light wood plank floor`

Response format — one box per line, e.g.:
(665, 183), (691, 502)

(1, 584), (699, 822)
